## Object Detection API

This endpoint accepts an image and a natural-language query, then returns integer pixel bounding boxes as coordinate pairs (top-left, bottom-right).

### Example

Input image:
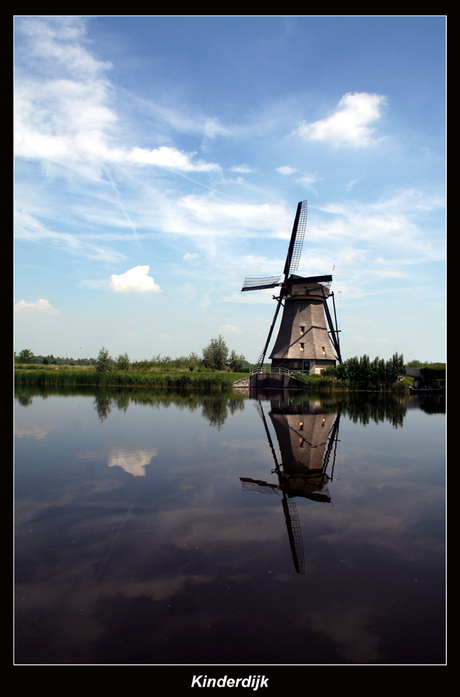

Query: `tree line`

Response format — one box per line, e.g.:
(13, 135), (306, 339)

(14, 345), (445, 388)
(322, 352), (407, 390)
(15, 335), (248, 374)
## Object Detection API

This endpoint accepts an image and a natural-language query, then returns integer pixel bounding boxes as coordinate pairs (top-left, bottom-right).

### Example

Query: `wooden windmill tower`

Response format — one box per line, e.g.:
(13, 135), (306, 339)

(242, 200), (341, 373)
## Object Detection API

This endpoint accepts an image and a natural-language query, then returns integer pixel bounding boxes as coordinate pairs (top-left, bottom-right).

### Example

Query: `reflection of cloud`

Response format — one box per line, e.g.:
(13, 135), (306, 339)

(305, 603), (382, 663)
(107, 448), (157, 476)
(302, 456), (445, 563)
(156, 506), (284, 547)
(15, 424), (56, 440)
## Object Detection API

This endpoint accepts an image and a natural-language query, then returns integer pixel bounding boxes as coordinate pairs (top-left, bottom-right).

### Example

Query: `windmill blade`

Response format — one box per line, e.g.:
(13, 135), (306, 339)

(282, 496), (306, 575)
(240, 477), (281, 495)
(283, 200), (307, 279)
(288, 274), (332, 287)
(241, 275), (282, 292)
(254, 399), (281, 471)
(321, 291), (342, 363)
(256, 295), (283, 368)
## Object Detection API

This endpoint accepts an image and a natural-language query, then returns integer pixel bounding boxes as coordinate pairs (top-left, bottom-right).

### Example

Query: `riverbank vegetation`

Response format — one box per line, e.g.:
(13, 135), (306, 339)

(297, 352), (407, 391)
(14, 366), (248, 390)
(15, 335), (247, 373)
(14, 338), (250, 390)
(15, 343), (445, 392)
(294, 353), (445, 392)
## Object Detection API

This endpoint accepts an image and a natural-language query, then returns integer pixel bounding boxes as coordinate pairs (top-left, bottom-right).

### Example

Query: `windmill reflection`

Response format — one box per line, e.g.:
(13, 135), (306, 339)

(240, 397), (340, 575)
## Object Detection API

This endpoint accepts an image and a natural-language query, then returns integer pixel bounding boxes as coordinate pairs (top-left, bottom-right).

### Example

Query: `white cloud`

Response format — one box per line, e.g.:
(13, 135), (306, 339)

(177, 195), (289, 239)
(183, 252), (199, 262)
(295, 92), (387, 147)
(124, 145), (220, 172)
(14, 19), (220, 177)
(18, 17), (111, 79)
(296, 173), (321, 193)
(276, 165), (297, 175)
(108, 265), (160, 293)
(219, 324), (242, 334)
(229, 164), (253, 173)
(14, 298), (58, 313)
(203, 117), (230, 139)
(15, 210), (127, 264)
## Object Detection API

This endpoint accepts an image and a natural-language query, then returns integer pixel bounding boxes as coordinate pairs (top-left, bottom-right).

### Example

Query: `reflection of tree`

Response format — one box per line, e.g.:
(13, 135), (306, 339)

(18, 384), (443, 429)
(276, 391), (412, 428)
(417, 395), (445, 415)
(306, 392), (408, 428)
(115, 395), (130, 413)
(15, 394), (33, 407)
(339, 393), (407, 428)
(93, 395), (113, 422)
(88, 388), (246, 428)
(201, 396), (245, 431)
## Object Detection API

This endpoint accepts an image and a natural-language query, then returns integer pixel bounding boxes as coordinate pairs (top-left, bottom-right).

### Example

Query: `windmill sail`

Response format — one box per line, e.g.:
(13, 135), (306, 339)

(240, 477), (280, 495)
(283, 200), (307, 278)
(241, 275), (282, 292)
(255, 295), (284, 367)
(282, 496), (305, 575)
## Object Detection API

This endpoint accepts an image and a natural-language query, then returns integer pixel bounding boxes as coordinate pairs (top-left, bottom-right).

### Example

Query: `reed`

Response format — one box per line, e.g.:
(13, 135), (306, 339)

(14, 368), (248, 391)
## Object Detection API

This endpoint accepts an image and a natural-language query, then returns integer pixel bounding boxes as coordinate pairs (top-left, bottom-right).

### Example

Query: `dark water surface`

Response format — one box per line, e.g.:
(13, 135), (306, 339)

(14, 386), (446, 666)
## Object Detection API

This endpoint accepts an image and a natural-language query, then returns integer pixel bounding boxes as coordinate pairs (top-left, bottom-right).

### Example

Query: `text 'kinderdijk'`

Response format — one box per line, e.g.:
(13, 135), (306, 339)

(191, 675), (269, 690)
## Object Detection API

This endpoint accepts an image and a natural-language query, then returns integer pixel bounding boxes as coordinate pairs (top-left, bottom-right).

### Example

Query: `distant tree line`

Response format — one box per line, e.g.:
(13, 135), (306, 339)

(94, 336), (247, 373)
(15, 349), (96, 366)
(14, 336), (248, 374)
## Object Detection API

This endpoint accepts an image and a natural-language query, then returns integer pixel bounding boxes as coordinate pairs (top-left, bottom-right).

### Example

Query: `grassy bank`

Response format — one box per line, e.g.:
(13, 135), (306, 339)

(14, 367), (248, 391)
(291, 371), (411, 392)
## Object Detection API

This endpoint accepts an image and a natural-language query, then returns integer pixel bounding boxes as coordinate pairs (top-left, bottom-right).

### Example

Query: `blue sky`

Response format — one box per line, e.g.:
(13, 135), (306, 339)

(14, 16), (446, 364)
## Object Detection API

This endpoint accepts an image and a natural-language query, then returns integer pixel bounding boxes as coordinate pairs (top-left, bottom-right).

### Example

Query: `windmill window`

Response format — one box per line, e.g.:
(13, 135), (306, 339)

(300, 326), (305, 334)
(321, 346), (326, 355)
(300, 343), (304, 351)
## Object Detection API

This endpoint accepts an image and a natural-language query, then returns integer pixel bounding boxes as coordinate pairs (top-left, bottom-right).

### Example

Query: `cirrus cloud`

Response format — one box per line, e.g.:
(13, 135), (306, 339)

(108, 265), (160, 293)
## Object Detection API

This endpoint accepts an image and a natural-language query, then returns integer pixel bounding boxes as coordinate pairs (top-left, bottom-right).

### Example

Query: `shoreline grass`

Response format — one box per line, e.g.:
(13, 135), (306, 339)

(14, 367), (249, 390)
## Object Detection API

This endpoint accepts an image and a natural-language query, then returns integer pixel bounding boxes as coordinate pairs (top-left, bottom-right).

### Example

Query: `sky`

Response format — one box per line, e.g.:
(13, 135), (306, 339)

(14, 15), (446, 364)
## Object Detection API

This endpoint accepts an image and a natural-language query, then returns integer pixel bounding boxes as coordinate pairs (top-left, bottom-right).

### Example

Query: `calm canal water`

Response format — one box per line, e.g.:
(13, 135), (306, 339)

(14, 386), (446, 666)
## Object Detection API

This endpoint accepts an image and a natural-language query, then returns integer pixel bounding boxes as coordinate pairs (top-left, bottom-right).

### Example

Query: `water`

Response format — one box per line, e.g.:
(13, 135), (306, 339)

(14, 386), (446, 666)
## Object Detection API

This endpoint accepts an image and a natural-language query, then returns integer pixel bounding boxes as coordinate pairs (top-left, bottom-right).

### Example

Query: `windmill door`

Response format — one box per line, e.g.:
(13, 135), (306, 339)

(302, 360), (310, 373)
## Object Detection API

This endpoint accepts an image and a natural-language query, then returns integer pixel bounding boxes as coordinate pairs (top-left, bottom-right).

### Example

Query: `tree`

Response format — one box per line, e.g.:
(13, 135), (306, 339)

(201, 335), (229, 371)
(96, 346), (113, 373)
(17, 349), (35, 364)
(228, 349), (246, 372)
(326, 352), (405, 389)
(115, 352), (130, 371)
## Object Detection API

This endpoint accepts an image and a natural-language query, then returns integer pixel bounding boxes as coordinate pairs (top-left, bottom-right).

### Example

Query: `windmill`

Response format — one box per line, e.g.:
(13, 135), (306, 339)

(242, 200), (341, 372)
(240, 398), (340, 575)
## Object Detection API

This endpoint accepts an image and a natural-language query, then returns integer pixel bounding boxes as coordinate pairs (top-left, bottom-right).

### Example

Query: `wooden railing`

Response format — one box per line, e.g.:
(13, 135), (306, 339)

(250, 366), (309, 376)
